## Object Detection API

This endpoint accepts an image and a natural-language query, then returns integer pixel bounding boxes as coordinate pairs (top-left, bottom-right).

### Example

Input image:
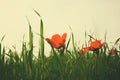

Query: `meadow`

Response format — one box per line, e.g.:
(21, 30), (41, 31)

(0, 10), (120, 80)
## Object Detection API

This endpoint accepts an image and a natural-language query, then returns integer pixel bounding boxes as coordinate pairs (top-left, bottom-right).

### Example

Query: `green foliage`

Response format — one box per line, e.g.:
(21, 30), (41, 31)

(0, 11), (120, 80)
(0, 32), (120, 80)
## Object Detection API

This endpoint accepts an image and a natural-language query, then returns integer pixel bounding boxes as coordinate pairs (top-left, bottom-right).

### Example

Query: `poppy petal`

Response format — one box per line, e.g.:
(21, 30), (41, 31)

(79, 47), (90, 54)
(90, 40), (102, 49)
(45, 38), (51, 44)
(62, 33), (67, 40)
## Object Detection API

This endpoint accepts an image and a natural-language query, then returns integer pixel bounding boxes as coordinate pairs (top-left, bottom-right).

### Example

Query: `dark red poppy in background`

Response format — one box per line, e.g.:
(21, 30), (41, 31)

(111, 49), (115, 55)
(46, 33), (67, 49)
(109, 49), (115, 55)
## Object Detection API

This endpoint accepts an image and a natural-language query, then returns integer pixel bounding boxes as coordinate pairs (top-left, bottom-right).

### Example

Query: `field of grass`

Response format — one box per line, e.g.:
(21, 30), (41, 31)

(0, 10), (120, 80)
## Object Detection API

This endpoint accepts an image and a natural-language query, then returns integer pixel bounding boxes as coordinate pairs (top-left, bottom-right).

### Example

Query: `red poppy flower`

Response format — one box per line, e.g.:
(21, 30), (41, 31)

(79, 47), (90, 54)
(46, 33), (67, 49)
(111, 50), (115, 55)
(89, 40), (105, 51)
(109, 49), (115, 55)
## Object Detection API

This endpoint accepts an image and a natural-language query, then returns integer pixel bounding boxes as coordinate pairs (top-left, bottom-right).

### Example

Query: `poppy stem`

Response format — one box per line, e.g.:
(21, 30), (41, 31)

(51, 46), (57, 56)
(59, 46), (65, 56)
(93, 49), (99, 56)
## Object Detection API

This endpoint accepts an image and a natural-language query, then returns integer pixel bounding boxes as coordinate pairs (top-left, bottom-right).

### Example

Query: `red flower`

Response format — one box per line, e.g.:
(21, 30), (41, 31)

(46, 33), (67, 49)
(79, 40), (104, 55)
(111, 50), (115, 55)
(79, 47), (90, 54)
(89, 40), (104, 51)
(109, 49), (115, 55)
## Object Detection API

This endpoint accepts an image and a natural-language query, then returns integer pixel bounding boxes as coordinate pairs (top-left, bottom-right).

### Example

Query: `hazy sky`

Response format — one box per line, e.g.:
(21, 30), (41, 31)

(0, 0), (120, 55)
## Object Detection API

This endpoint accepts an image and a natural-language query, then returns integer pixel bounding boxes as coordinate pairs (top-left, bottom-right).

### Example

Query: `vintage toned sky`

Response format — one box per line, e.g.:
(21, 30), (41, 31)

(0, 0), (120, 55)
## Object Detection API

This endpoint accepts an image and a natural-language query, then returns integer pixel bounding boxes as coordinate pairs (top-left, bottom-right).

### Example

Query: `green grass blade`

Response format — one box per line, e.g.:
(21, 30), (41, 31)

(1, 34), (5, 42)
(66, 34), (71, 55)
(33, 10), (45, 79)
(104, 32), (107, 42)
(26, 18), (33, 70)
(114, 37), (120, 45)
(88, 35), (96, 40)
(66, 34), (71, 50)
(33, 9), (44, 58)
(29, 24), (33, 69)
(26, 17), (33, 50)
(72, 32), (78, 54)
(85, 31), (87, 47)
(40, 20), (44, 58)
(69, 26), (77, 53)
(0, 35), (5, 58)
(29, 24), (33, 50)
(1, 46), (5, 64)
(39, 18), (45, 80)
(33, 9), (41, 18)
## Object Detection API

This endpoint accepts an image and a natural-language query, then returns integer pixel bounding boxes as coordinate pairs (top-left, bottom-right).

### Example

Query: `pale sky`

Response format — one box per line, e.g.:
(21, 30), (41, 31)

(0, 0), (120, 56)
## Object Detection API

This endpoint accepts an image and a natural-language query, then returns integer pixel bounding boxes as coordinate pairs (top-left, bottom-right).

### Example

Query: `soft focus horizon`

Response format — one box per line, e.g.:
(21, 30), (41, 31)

(0, 0), (120, 56)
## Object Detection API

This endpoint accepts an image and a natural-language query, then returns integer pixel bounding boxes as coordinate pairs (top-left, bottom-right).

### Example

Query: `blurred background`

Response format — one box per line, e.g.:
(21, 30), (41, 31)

(0, 0), (120, 56)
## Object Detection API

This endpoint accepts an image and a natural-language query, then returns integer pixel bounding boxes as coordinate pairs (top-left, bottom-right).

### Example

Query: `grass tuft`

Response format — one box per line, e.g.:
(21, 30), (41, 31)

(0, 11), (120, 80)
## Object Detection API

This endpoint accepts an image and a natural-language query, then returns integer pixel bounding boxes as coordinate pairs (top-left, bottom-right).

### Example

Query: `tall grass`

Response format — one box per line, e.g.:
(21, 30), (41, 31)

(0, 11), (120, 80)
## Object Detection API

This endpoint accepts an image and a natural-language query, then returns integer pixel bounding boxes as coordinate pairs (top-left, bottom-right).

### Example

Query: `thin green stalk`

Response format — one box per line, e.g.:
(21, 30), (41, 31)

(40, 19), (44, 59)
(33, 9), (45, 80)
(69, 26), (77, 53)
(1, 46), (5, 64)
(71, 32), (77, 53)
(33, 9), (44, 59)
(28, 25), (33, 72)
(26, 18), (34, 72)
(66, 34), (71, 54)
(0, 35), (5, 59)
(85, 31), (87, 47)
